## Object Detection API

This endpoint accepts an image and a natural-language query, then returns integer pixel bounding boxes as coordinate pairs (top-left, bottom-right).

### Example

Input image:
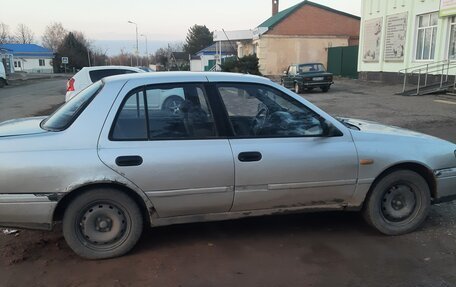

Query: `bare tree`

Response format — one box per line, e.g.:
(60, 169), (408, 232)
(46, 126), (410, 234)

(42, 22), (67, 51)
(0, 23), (12, 44)
(15, 24), (35, 44)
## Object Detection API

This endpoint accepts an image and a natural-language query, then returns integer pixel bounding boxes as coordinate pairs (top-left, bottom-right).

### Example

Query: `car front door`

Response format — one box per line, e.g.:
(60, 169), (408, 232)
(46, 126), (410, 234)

(282, 65), (295, 88)
(98, 81), (234, 218)
(215, 82), (358, 212)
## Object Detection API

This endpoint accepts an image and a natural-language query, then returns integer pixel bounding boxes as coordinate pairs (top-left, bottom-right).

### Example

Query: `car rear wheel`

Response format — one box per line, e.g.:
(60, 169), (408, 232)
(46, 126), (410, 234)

(363, 170), (431, 235)
(321, 86), (330, 93)
(63, 188), (143, 259)
(294, 82), (301, 94)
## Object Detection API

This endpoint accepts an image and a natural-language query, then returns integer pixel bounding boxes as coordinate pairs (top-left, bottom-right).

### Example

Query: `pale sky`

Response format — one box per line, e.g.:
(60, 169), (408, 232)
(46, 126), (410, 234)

(1, 0), (361, 53)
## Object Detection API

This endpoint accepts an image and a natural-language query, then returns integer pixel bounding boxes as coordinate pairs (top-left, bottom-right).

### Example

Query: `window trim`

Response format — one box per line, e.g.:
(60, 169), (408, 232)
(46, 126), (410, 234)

(448, 16), (456, 62)
(214, 82), (343, 139)
(414, 12), (439, 62)
(109, 82), (223, 142)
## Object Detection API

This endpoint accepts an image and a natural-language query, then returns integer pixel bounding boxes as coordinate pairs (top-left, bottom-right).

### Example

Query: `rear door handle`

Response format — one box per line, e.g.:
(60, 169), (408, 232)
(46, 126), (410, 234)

(116, 156), (143, 167)
(238, 152), (262, 162)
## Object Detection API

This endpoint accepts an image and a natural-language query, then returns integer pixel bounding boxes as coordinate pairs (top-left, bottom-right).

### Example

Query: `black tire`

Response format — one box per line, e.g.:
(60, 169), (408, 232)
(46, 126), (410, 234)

(321, 85), (330, 93)
(363, 170), (431, 235)
(63, 188), (143, 259)
(161, 96), (184, 113)
(305, 87), (314, 92)
(294, 82), (301, 94)
(0, 79), (5, 88)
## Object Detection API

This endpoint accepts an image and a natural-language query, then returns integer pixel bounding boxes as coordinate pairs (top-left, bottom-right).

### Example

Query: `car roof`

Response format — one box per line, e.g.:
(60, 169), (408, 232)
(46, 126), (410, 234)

(80, 66), (144, 72)
(102, 71), (271, 85)
(297, 63), (324, 66)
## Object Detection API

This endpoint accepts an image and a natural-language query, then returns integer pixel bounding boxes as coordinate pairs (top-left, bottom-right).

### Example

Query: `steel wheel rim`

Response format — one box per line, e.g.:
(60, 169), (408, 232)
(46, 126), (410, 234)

(76, 201), (131, 251)
(381, 183), (418, 223)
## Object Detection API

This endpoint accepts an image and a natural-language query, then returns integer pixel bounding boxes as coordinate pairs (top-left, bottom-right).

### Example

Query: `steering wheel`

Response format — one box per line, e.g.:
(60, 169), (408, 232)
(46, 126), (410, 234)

(252, 107), (269, 135)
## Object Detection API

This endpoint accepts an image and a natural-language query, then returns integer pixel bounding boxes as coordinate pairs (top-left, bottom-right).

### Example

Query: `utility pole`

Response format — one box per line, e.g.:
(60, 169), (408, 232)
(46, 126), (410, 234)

(141, 34), (149, 67)
(128, 20), (139, 66)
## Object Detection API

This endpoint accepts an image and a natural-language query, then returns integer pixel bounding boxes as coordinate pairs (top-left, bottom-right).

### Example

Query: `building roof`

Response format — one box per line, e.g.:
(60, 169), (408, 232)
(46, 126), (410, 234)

(195, 42), (237, 56)
(0, 44), (54, 58)
(258, 0), (360, 29)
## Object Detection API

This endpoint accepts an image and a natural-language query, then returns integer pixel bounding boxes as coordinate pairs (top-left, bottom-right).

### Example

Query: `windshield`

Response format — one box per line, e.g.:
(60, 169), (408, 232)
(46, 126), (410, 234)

(298, 64), (326, 73)
(42, 81), (103, 131)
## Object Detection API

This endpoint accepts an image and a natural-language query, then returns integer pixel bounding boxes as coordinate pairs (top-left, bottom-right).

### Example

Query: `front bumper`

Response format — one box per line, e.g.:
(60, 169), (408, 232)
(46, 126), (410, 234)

(0, 194), (57, 230)
(434, 168), (456, 202)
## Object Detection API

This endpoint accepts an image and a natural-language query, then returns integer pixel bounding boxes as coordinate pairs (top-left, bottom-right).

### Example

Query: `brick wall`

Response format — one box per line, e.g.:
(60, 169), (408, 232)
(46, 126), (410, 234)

(268, 4), (360, 39)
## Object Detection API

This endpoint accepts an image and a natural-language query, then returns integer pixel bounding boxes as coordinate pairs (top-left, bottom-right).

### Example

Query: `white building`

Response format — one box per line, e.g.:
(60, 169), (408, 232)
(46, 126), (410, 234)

(0, 44), (54, 74)
(190, 42), (237, 72)
(359, 0), (456, 82)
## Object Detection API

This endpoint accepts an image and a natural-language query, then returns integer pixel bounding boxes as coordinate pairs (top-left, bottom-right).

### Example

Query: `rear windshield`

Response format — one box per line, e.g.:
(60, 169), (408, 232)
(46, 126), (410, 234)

(298, 64), (326, 73)
(89, 69), (137, 82)
(41, 81), (103, 131)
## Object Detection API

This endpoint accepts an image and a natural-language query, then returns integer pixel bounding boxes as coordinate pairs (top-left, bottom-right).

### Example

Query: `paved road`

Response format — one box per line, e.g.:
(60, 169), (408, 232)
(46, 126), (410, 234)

(0, 78), (455, 287)
(0, 78), (66, 122)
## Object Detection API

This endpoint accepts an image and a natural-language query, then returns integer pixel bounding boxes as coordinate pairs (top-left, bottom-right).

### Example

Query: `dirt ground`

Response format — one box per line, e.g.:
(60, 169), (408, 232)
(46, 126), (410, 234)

(1, 78), (456, 287)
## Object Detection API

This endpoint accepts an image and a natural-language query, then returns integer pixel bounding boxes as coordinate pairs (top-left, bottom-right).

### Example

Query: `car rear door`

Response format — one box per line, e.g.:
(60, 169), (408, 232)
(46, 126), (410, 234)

(98, 79), (235, 218)
(214, 82), (358, 212)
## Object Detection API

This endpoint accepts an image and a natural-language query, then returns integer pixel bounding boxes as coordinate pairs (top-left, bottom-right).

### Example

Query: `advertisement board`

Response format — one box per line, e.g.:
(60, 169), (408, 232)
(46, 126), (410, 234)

(441, 0), (456, 17)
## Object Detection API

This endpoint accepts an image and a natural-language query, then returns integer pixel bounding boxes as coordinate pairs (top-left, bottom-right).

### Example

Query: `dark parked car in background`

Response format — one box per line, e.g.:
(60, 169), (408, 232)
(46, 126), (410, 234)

(281, 63), (333, 94)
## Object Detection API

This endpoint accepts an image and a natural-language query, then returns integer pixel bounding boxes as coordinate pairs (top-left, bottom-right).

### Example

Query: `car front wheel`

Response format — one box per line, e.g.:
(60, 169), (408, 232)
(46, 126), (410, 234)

(363, 170), (431, 235)
(63, 188), (143, 259)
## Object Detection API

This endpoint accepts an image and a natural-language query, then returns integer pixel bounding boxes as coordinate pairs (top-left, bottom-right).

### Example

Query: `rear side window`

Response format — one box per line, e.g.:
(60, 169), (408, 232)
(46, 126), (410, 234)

(111, 84), (217, 141)
(89, 69), (137, 82)
(111, 90), (148, 140)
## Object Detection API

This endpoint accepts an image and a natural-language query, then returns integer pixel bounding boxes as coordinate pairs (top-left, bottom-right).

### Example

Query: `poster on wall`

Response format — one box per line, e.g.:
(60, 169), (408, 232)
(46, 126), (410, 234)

(384, 12), (408, 62)
(363, 18), (383, 63)
(441, 0), (456, 17)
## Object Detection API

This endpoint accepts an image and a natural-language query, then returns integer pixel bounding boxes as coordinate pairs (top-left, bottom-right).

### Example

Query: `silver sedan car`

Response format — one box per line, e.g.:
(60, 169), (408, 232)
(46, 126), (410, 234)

(1, 72), (455, 259)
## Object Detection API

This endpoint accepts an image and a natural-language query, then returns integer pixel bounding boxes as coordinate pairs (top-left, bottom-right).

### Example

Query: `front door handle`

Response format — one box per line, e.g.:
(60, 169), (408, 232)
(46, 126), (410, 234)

(116, 156), (143, 167)
(238, 152), (262, 162)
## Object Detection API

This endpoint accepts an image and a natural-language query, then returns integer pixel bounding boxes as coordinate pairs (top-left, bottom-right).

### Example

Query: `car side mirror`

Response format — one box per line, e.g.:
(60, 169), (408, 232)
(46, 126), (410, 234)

(320, 119), (342, 137)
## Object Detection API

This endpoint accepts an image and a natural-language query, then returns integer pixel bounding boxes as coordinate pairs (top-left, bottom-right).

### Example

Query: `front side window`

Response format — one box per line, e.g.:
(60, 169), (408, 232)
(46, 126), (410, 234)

(42, 81), (103, 131)
(217, 83), (325, 137)
(111, 84), (217, 141)
(416, 13), (438, 60)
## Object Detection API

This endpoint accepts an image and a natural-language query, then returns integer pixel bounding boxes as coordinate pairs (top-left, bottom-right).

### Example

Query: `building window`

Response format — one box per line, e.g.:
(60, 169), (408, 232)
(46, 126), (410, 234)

(39, 59), (45, 66)
(449, 17), (456, 61)
(14, 61), (17, 68)
(415, 12), (438, 61)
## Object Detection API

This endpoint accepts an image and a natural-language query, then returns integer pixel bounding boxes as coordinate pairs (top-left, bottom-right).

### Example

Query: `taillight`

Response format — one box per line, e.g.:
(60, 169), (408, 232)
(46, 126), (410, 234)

(67, 78), (75, 92)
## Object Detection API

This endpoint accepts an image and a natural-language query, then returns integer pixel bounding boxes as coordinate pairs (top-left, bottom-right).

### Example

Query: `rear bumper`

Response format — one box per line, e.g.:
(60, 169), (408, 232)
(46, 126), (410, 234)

(0, 194), (57, 230)
(302, 81), (333, 87)
(434, 168), (456, 202)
